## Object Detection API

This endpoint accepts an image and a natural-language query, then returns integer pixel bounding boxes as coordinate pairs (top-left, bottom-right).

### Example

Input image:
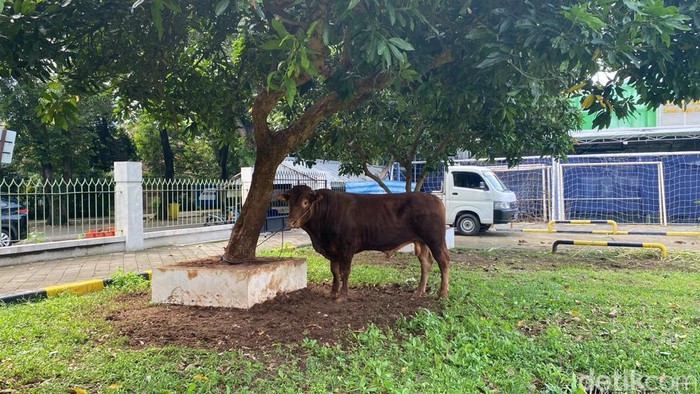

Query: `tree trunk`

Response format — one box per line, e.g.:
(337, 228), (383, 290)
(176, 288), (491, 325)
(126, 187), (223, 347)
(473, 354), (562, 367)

(401, 160), (414, 193)
(159, 127), (175, 180)
(222, 72), (388, 260)
(158, 127), (175, 220)
(218, 144), (229, 180)
(223, 149), (286, 260)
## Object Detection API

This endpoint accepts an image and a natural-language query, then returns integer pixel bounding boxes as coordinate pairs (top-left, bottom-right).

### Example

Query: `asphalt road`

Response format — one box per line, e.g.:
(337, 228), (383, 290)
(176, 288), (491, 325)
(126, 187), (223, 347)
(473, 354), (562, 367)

(458, 223), (700, 253)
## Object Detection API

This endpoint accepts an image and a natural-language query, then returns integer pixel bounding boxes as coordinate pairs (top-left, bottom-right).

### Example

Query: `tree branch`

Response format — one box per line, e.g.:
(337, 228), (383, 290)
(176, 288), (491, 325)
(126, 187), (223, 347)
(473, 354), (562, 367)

(414, 135), (454, 191)
(251, 87), (284, 148)
(279, 71), (390, 149)
(348, 140), (392, 194)
(377, 158), (393, 180)
(362, 162), (392, 194)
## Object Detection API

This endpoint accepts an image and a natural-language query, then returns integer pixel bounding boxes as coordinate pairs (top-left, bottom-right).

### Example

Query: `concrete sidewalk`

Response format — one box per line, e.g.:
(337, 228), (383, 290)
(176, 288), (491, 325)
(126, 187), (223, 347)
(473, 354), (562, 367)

(0, 230), (311, 300)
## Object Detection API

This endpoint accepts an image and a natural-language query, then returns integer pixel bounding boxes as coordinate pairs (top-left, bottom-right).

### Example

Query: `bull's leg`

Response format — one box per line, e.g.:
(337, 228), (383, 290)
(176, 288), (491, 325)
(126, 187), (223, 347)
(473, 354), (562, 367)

(413, 242), (433, 297)
(336, 258), (352, 303)
(430, 243), (450, 298)
(330, 260), (341, 297)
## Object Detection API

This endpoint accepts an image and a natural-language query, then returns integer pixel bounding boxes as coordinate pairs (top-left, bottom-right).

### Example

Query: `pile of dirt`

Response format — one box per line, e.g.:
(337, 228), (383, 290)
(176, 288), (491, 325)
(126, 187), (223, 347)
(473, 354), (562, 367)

(106, 282), (441, 351)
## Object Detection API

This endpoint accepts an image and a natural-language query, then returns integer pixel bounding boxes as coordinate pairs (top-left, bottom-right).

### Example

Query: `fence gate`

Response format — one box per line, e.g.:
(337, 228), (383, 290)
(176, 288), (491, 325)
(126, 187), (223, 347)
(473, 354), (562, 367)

(558, 161), (667, 224)
(493, 166), (551, 222)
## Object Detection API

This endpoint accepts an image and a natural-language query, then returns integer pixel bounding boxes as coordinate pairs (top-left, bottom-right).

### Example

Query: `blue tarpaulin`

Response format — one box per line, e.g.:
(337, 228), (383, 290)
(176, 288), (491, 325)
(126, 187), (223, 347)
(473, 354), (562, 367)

(344, 180), (415, 194)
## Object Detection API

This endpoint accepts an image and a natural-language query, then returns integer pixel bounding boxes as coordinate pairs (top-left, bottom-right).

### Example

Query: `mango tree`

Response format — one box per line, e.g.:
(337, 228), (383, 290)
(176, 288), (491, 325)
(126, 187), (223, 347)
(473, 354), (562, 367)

(1, 0), (698, 260)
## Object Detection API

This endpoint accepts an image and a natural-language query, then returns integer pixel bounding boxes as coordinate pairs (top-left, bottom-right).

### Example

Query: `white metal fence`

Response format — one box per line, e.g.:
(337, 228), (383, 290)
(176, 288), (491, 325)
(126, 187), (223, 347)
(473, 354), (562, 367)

(0, 166), (335, 249)
(141, 178), (243, 231)
(0, 178), (115, 244)
(4, 152), (698, 250)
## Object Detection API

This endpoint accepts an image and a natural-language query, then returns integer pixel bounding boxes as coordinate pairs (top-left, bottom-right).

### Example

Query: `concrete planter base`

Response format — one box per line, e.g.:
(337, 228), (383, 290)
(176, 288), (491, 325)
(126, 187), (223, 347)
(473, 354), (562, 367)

(151, 257), (307, 309)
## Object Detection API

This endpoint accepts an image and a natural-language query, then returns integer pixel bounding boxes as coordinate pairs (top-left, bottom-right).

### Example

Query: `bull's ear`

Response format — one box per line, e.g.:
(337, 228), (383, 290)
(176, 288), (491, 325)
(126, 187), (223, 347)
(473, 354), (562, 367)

(278, 193), (289, 202)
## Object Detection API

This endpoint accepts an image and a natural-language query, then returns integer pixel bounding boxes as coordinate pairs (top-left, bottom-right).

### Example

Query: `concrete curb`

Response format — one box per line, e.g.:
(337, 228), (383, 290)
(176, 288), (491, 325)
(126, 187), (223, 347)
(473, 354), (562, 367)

(0, 271), (152, 306)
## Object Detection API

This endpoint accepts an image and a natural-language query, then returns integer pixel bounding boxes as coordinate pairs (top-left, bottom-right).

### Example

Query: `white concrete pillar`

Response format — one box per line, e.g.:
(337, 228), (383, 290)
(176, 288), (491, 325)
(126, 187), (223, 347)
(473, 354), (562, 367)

(240, 167), (254, 205)
(114, 162), (144, 251)
(550, 158), (565, 220)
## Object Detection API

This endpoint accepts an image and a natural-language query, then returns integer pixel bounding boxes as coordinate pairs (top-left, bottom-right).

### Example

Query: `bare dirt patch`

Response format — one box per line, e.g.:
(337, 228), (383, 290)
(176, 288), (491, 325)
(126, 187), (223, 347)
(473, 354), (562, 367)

(175, 256), (286, 267)
(106, 282), (440, 352)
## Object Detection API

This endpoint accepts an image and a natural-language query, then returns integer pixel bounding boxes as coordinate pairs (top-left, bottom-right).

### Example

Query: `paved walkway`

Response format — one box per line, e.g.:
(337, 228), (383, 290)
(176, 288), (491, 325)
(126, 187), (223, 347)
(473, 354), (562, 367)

(0, 230), (311, 298)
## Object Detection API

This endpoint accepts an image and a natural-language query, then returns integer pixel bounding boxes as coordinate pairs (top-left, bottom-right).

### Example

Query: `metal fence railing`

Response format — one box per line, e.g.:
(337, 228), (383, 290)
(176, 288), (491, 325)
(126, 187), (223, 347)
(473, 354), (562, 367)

(0, 168), (336, 248)
(0, 178), (115, 245)
(402, 151), (700, 224)
(142, 178), (243, 231)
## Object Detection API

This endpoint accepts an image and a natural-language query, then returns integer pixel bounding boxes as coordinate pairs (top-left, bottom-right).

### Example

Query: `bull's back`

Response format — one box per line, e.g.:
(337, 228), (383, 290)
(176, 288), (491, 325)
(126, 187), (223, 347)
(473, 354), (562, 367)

(321, 191), (446, 252)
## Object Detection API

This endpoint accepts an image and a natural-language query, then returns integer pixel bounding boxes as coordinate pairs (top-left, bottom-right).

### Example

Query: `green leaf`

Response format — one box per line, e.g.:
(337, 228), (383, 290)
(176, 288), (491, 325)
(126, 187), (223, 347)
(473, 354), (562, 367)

(306, 20), (319, 38)
(623, 0), (643, 14)
(150, 0), (164, 39)
(0, 0), (6, 13)
(283, 78), (296, 108)
(382, 46), (392, 67)
(399, 68), (419, 81)
(386, 1), (395, 25)
(476, 52), (506, 69)
(266, 71), (278, 90)
(347, 0), (360, 11)
(300, 48), (310, 69)
(322, 22), (330, 45)
(661, 32), (670, 47)
(388, 37), (414, 51)
(388, 43), (403, 61)
(377, 39), (387, 56)
(271, 18), (289, 38)
(214, 0), (229, 16)
(261, 39), (282, 50)
(162, 0), (181, 13)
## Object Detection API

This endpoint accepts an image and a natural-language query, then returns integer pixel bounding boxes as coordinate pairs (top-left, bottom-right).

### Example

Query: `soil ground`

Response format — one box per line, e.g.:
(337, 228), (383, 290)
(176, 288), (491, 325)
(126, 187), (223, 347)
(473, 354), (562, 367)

(107, 281), (439, 352)
(105, 230), (699, 354)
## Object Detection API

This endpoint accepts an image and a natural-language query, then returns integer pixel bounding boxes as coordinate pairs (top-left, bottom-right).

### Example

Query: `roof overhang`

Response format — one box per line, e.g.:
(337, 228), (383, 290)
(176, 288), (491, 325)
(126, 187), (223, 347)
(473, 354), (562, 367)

(570, 126), (700, 145)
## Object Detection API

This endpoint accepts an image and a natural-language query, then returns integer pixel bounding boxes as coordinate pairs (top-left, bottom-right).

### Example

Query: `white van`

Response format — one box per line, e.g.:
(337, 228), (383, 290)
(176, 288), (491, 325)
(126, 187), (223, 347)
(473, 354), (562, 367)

(434, 166), (518, 235)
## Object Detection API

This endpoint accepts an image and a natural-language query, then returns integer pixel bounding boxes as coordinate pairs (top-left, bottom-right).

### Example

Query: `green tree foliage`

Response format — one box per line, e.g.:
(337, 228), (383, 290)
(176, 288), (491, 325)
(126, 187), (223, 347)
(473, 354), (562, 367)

(1, 0), (698, 258)
(0, 78), (136, 179)
(297, 84), (580, 193)
(128, 113), (254, 179)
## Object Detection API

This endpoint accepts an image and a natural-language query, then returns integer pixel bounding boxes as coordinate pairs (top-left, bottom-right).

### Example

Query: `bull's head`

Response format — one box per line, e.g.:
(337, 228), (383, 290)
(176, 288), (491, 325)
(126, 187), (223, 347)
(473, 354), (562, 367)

(278, 185), (322, 228)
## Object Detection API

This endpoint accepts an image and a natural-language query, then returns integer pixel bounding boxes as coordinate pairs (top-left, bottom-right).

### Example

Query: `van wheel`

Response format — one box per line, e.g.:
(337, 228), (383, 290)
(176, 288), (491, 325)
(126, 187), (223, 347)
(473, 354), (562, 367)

(456, 214), (480, 236)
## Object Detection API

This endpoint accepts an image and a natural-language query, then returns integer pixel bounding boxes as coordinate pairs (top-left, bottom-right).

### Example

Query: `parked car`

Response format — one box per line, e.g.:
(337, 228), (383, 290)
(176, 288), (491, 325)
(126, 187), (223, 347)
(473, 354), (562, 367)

(0, 195), (28, 247)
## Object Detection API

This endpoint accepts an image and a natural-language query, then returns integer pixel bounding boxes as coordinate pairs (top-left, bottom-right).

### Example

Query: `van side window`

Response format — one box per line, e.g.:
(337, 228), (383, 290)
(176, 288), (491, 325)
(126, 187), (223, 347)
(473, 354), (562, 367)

(453, 172), (488, 190)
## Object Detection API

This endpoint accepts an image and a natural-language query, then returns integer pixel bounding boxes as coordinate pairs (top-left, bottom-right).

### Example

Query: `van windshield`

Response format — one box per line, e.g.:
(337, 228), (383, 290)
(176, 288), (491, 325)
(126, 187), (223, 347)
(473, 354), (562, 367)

(482, 171), (508, 192)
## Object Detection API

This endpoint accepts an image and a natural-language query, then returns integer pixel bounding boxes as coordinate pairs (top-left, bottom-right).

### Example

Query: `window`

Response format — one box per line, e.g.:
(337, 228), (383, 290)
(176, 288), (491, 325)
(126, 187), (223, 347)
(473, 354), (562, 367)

(453, 172), (487, 190)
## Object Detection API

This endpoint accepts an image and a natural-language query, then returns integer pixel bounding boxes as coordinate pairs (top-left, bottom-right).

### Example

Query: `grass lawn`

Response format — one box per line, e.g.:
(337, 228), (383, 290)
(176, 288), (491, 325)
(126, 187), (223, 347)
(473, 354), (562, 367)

(1, 246), (699, 393)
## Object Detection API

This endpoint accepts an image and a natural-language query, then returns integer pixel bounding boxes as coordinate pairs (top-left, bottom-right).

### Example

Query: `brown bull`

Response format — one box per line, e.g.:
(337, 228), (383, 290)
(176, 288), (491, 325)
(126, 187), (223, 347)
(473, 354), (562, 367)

(279, 185), (450, 302)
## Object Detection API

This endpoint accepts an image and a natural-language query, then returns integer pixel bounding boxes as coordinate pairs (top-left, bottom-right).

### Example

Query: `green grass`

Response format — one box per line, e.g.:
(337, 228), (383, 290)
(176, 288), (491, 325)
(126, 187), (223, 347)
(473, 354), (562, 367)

(2, 247), (700, 393)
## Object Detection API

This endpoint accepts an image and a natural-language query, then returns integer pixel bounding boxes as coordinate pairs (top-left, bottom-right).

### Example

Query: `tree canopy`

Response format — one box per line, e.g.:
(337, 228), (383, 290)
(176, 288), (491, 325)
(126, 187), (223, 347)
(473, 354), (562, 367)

(1, 0), (699, 259)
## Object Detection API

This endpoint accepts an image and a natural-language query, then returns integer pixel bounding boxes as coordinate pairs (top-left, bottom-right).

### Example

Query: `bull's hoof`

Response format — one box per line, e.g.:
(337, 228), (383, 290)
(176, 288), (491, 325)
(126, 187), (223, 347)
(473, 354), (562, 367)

(412, 290), (425, 298)
(334, 295), (348, 303)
